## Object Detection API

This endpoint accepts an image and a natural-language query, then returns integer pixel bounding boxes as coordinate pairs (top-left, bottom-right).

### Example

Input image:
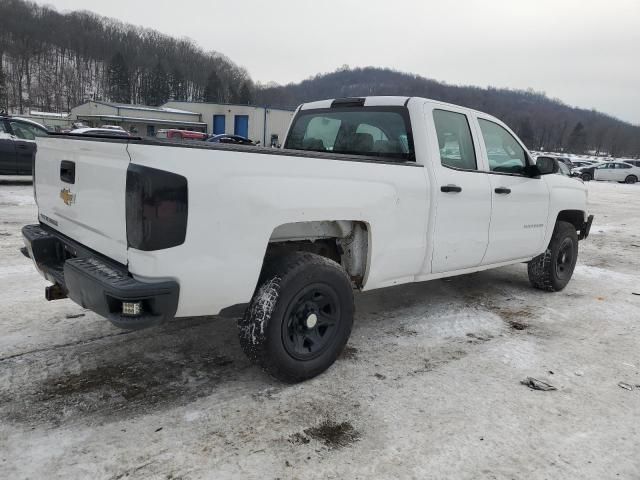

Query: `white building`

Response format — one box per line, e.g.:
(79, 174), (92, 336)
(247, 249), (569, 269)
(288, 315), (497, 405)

(71, 101), (206, 136)
(162, 101), (295, 146)
(16, 111), (73, 131)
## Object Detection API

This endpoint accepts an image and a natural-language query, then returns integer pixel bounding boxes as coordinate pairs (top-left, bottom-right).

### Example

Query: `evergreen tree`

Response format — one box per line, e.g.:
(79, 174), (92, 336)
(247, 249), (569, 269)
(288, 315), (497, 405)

(169, 67), (185, 101)
(203, 70), (222, 102)
(238, 82), (253, 105)
(144, 62), (170, 106)
(107, 52), (130, 103)
(567, 122), (587, 153)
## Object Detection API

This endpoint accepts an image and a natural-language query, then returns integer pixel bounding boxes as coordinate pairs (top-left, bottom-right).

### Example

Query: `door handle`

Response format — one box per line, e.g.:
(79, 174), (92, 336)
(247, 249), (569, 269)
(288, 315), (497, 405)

(441, 185), (462, 193)
(494, 187), (511, 194)
(60, 160), (75, 184)
(16, 144), (27, 150)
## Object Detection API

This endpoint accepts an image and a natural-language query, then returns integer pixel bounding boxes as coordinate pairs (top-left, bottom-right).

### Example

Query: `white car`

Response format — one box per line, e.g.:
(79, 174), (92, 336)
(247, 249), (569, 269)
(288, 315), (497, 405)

(23, 96), (594, 382)
(70, 127), (131, 137)
(593, 161), (640, 184)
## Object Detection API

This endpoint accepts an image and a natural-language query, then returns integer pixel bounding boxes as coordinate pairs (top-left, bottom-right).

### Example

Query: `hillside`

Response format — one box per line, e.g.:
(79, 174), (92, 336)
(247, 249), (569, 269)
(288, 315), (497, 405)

(0, 0), (253, 112)
(256, 67), (640, 156)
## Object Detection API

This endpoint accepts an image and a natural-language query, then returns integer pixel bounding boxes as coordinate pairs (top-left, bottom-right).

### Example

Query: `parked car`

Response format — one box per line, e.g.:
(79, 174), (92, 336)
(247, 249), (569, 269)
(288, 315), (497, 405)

(570, 160), (597, 168)
(0, 114), (49, 175)
(593, 161), (640, 184)
(536, 156), (573, 177)
(70, 127), (131, 137)
(23, 96), (593, 382)
(156, 129), (208, 140)
(622, 159), (640, 168)
(207, 134), (256, 145)
(552, 156), (574, 167)
(571, 162), (605, 181)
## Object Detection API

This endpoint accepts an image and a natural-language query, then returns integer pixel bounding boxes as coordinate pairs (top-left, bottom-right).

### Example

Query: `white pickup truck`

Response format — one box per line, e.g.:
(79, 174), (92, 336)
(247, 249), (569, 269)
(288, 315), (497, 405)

(23, 96), (593, 382)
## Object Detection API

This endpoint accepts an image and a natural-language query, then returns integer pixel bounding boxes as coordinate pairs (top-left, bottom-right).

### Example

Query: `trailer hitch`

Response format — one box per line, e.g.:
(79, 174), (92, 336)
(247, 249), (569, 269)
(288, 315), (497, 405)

(45, 284), (68, 301)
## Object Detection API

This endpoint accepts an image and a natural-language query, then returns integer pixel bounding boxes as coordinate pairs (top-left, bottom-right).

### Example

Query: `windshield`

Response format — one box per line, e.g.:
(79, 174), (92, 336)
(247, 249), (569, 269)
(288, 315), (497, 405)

(285, 107), (414, 161)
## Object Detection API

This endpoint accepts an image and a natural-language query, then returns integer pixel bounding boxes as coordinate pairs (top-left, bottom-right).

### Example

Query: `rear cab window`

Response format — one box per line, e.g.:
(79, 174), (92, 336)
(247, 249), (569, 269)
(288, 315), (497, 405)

(285, 107), (414, 162)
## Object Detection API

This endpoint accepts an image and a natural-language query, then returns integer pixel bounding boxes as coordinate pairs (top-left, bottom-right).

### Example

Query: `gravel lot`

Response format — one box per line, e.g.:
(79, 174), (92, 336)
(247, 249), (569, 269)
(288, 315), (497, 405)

(1, 178), (639, 479)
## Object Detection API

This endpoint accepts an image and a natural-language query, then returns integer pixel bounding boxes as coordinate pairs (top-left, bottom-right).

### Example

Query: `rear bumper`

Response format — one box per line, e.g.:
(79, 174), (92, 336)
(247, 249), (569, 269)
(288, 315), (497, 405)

(22, 223), (179, 329)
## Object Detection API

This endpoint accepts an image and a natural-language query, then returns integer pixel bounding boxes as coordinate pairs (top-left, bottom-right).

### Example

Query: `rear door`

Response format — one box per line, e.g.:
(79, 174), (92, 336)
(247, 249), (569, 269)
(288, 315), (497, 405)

(0, 121), (17, 174)
(427, 106), (492, 273)
(475, 117), (550, 264)
(35, 136), (131, 265)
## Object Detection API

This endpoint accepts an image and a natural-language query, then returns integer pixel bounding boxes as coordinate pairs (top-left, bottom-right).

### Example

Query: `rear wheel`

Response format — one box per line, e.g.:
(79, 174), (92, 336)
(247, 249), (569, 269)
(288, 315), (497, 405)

(528, 221), (578, 292)
(581, 172), (592, 181)
(625, 175), (637, 184)
(238, 252), (354, 382)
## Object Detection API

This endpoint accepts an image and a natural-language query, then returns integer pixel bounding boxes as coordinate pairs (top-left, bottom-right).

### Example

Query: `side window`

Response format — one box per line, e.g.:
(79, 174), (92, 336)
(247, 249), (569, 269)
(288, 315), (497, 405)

(618, 163), (631, 169)
(0, 122), (8, 133)
(478, 119), (527, 174)
(432, 110), (477, 170)
(10, 121), (47, 140)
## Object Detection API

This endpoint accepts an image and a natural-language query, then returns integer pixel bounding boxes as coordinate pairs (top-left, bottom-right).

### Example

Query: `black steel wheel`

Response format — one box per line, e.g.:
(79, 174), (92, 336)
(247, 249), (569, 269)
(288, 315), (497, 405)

(581, 172), (592, 181)
(282, 283), (341, 361)
(625, 175), (637, 184)
(554, 237), (575, 281)
(238, 252), (354, 382)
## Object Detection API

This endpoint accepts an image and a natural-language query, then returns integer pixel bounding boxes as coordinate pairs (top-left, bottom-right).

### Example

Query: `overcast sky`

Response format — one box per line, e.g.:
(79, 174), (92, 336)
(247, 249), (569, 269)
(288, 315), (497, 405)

(37, 0), (640, 124)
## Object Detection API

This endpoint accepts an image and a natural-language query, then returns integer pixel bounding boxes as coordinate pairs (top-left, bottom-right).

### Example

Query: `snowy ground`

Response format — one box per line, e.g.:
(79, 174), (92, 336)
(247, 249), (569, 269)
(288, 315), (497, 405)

(0, 178), (639, 479)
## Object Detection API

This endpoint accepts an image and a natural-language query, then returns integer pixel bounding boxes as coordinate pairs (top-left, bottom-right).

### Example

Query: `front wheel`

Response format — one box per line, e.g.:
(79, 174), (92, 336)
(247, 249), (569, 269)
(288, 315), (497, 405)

(527, 221), (579, 292)
(625, 175), (637, 184)
(238, 252), (354, 382)
(581, 172), (592, 181)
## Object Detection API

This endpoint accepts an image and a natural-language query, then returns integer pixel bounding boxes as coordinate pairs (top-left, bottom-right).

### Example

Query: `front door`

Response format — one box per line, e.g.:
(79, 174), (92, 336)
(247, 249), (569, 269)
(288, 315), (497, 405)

(476, 117), (550, 264)
(429, 107), (492, 273)
(594, 162), (614, 181)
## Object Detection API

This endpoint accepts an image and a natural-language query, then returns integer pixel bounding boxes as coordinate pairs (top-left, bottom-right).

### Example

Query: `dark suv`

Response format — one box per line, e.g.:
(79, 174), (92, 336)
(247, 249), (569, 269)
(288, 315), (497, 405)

(0, 114), (49, 175)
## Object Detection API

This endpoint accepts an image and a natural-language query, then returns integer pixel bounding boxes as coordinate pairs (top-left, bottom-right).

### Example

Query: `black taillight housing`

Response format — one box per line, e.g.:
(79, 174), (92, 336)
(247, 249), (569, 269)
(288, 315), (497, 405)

(126, 164), (188, 251)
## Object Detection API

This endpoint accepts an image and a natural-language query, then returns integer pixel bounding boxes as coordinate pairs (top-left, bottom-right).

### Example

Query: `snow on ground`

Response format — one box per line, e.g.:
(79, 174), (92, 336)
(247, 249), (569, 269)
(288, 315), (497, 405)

(0, 179), (639, 479)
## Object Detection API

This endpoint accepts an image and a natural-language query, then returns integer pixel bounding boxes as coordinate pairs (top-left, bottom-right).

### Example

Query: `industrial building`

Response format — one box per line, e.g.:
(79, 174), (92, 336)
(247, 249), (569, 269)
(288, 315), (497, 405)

(54, 100), (296, 145)
(162, 101), (295, 146)
(70, 101), (206, 136)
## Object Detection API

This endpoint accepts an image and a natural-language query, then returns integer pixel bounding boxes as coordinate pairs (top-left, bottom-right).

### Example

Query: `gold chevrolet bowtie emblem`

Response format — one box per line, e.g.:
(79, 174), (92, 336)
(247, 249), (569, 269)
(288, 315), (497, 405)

(60, 188), (76, 206)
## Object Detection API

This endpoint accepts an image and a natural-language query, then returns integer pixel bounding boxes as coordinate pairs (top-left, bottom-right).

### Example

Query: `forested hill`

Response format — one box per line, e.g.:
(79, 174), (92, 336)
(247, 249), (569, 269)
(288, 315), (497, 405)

(1, 0), (638, 156)
(256, 67), (640, 157)
(0, 0), (253, 113)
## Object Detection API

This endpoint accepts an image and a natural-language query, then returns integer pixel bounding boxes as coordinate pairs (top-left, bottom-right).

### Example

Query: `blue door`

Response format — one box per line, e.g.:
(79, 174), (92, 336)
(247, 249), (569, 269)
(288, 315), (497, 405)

(234, 115), (249, 138)
(213, 115), (226, 134)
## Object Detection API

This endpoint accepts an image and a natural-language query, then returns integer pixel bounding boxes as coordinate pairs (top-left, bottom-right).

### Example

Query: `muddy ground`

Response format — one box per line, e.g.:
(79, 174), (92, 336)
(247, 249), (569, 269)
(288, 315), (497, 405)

(0, 178), (639, 479)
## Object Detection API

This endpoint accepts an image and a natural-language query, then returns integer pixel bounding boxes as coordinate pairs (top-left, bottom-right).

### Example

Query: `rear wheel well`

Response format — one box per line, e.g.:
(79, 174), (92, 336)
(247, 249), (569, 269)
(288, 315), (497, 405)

(263, 221), (369, 287)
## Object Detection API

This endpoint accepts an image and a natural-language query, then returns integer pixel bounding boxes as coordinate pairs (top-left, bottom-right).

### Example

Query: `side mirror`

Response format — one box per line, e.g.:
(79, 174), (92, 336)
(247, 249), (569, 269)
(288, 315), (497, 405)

(535, 156), (558, 175)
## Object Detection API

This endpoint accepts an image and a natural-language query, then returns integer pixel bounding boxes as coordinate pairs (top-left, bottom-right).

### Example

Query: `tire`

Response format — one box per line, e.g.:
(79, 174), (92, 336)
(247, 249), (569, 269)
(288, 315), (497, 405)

(527, 221), (579, 292)
(238, 252), (354, 383)
(581, 172), (592, 181)
(625, 175), (637, 184)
